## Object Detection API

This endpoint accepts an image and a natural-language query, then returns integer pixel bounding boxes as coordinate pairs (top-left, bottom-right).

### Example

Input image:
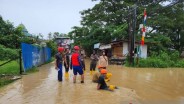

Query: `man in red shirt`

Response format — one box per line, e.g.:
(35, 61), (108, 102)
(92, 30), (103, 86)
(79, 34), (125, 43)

(70, 46), (84, 83)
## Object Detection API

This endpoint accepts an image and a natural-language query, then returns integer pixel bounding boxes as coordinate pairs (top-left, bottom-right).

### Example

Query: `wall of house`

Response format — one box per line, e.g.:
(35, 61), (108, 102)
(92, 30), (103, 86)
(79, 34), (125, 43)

(122, 42), (147, 58)
(123, 42), (129, 56)
(113, 46), (123, 57)
(140, 45), (147, 58)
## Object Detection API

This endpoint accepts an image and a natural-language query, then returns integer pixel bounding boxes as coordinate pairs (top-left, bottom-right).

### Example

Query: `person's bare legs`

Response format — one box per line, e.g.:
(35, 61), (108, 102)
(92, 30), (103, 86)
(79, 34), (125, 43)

(73, 75), (77, 83)
(81, 74), (84, 83)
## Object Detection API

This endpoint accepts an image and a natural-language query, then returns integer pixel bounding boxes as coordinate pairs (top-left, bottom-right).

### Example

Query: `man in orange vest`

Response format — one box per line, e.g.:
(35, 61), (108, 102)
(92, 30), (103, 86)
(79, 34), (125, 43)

(70, 46), (84, 83)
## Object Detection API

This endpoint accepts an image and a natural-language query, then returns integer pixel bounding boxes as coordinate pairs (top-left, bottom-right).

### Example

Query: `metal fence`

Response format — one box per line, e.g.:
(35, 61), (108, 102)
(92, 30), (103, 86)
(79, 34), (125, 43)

(21, 43), (51, 72)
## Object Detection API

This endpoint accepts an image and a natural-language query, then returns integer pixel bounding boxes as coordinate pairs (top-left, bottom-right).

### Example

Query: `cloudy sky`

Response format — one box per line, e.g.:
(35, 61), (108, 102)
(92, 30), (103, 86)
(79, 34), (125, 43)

(0, 0), (98, 39)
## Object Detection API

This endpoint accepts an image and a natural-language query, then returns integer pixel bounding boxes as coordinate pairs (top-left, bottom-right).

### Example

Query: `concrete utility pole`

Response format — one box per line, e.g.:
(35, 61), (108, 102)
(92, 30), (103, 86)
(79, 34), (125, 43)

(128, 13), (134, 66)
(128, 1), (137, 66)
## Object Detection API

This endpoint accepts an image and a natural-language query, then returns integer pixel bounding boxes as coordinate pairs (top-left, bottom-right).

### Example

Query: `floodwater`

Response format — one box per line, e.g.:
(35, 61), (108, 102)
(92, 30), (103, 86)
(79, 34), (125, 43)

(109, 66), (184, 104)
(0, 59), (184, 104)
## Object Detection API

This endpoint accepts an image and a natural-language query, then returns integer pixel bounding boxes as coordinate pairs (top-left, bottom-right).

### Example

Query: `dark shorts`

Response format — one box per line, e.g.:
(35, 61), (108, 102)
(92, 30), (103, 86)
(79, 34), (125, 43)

(90, 62), (97, 71)
(73, 66), (83, 75)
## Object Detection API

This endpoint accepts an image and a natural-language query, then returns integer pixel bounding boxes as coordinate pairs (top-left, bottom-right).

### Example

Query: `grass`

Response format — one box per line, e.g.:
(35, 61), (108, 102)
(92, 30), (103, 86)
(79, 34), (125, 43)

(0, 57), (54, 88)
(0, 60), (20, 87)
(0, 60), (20, 75)
(25, 67), (39, 74)
(0, 75), (19, 87)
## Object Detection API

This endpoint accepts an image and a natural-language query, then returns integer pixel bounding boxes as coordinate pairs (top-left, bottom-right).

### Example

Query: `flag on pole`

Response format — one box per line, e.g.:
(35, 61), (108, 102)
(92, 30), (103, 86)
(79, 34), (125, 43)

(141, 36), (144, 45)
(144, 9), (147, 24)
(141, 9), (147, 46)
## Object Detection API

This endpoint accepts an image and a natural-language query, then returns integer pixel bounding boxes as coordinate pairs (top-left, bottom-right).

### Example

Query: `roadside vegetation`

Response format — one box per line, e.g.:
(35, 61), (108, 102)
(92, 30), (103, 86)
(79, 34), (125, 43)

(67, 0), (184, 67)
(0, 61), (20, 87)
(0, 16), (54, 87)
(125, 51), (184, 68)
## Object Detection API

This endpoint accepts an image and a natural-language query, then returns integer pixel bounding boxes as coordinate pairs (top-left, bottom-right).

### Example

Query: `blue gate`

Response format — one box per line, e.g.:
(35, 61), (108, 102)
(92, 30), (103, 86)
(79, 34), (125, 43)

(21, 43), (51, 72)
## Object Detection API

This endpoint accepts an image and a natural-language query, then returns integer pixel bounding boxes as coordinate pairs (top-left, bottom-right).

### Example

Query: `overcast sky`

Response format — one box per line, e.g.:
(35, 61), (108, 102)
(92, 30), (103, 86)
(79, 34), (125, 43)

(0, 0), (98, 39)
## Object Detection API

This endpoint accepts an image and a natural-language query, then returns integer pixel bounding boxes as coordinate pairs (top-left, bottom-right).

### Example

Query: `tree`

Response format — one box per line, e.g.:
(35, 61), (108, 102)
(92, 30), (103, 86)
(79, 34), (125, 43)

(69, 0), (184, 56)
(53, 32), (60, 39)
(0, 16), (23, 48)
(0, 16), (37, 48)
(145, 1), (184, 54)
(48, 32), (53, 40)
(46, 40), (57, 56)
(38, 33), (43, 39)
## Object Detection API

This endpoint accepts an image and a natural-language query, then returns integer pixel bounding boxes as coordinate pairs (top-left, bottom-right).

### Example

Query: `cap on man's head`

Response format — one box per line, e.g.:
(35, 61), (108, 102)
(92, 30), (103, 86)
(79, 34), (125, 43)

(58, 47), (64, 52)
(74, 46), (80, 50)
(100, 69), (107, 74)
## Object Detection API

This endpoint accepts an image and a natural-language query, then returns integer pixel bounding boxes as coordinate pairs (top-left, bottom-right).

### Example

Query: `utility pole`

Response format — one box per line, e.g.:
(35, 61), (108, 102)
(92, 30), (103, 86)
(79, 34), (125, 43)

(132, 2), (137, 66)
(128, 12), (132, 65)
(128, 1), (137, 66)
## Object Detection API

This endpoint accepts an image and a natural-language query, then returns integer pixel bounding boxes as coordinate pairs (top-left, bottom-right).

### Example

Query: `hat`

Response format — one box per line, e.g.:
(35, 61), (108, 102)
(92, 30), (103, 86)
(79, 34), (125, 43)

(58, 47), (64, 52)
(100, 69), (107, 74)
(74, 46), (80, 50)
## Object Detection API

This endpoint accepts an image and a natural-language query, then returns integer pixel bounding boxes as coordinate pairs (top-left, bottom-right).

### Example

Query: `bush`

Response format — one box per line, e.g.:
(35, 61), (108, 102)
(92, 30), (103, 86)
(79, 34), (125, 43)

(138, 58), (169, 68)
(0, 60), (20, 88)
(175, 59), (184, 67)
(127, 51), (184, 68)
(46, 40), (57, 56)
(0, 45), (19, 60)
(169, 50), (180, 62)
(158, 51), (170, 61)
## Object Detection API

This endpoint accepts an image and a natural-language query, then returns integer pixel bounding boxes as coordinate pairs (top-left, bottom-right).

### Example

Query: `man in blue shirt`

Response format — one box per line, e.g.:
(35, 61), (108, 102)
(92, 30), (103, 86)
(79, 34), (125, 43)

(55, 47), (65, 81)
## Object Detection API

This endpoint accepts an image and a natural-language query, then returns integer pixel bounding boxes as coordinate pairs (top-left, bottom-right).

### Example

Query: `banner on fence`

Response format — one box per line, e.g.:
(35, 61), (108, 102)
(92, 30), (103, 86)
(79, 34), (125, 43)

(21, 43), (51, 72)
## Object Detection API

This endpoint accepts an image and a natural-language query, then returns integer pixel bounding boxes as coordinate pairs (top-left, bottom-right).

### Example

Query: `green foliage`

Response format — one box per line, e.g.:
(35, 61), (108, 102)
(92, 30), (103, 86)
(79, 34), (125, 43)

(68, 0), (184, 57)
(175, 59), (184, 67)
(25, 67), (39, 73)
(0, 75), (19, 88)
(125, 54), (130, 66)
(69, 0), (132, 55)
(138, 58), (169, 68)
(145, 2), (184, 55)
(0, 45), (19, 60)
(135, 51), (184, 68)
(0, 61), (19, 88)
(169, 50), (180, 62)
(46, 40), (57, 56)
(0, 16), (36, 49)
(0, 61), (19, 75)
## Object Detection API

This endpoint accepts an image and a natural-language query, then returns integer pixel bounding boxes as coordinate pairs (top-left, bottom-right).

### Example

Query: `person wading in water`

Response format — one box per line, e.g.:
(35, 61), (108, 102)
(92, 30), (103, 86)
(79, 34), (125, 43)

(99, 50), (108, 69)
(70, 46), (84, 83)
(90, 50), (98, 75)
(55, 47), (66, 82)
(64, 48), (70, 78)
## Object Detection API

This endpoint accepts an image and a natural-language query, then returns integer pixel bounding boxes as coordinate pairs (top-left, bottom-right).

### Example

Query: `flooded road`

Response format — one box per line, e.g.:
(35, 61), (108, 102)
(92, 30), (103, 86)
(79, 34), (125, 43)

(108, 65), (184, 104)
(0, 59), (184, 104)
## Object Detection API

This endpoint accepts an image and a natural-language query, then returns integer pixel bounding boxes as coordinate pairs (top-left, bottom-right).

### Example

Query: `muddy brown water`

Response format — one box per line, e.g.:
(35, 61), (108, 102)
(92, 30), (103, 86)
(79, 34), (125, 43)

(0, 59), (184, 104)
